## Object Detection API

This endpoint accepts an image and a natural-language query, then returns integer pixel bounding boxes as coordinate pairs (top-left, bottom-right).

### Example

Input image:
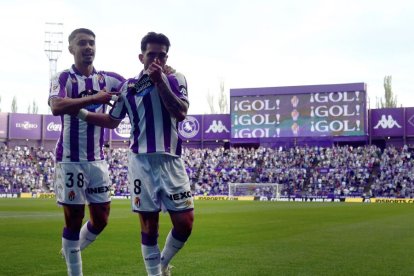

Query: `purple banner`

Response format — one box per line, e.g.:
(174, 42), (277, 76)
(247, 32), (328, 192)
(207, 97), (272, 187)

(405, 107), (414, 136)
(178, 115), (203, 141)
(9, 113), (42, 140)
(43, 115), (62, 140)
(230, 83), (367, 139)
(370, 108), (404, 137)
(0, 113), (8, 138)
(111, 116), (131, 141)
(203, 114), (231, 140)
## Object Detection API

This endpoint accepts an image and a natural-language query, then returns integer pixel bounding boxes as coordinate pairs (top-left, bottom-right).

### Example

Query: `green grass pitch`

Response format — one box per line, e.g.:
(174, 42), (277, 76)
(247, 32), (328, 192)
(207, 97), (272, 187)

(0, 199), (413, 275)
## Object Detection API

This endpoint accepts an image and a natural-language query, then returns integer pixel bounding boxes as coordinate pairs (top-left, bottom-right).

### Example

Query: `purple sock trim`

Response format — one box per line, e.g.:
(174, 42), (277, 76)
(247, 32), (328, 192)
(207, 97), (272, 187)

(87, 221), (102, 235)
(171, 228), (190, 243)
(141, 232), (158, 246)
(62, 228), (80, 241)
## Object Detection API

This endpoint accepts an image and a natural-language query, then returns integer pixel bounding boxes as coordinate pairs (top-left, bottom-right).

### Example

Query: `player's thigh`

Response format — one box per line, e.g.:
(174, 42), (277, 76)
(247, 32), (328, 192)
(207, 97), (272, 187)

(54, 162), (89, 205)
(88, 202), (110, 228)
(86, 161), (111, 204)
(128, 154), (161, 212)
(160, 156), (194, 212)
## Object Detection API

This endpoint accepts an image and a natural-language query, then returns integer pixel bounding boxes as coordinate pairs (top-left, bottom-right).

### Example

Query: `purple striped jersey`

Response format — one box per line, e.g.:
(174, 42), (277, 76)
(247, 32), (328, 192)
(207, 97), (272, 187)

(48, 65), (125, 162)
(109, 71), (188, 157)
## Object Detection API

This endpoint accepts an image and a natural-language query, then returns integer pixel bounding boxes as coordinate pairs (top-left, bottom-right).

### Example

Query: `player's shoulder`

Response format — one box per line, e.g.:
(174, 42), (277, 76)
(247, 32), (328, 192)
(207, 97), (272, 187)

(168, 72), (187, 84)
(50, 69), (71, 82)
(97, 70), (125, 81)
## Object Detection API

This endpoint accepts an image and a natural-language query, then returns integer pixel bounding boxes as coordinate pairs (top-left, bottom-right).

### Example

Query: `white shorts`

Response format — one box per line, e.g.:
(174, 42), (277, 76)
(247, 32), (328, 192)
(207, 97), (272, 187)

(128, 153), (194, 213)
(54, 160), (111, 205)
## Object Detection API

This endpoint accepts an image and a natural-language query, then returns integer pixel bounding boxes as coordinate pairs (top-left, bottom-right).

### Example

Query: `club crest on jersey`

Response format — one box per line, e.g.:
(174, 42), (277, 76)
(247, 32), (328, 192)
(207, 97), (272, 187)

(134, 196), (141, 207)
(68, 191), (76, 201)
(97, 74), (104, 83)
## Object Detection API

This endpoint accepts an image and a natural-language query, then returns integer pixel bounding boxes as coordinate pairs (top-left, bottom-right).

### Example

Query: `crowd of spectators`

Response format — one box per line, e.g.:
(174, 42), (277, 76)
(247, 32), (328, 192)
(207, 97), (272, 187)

(0, 144), (413, 198)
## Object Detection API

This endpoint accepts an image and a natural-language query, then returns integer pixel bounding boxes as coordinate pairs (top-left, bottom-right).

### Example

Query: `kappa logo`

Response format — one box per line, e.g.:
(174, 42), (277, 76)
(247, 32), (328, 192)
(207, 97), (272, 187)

(205, 120), (229, 134)
(373, 115), (402, 129)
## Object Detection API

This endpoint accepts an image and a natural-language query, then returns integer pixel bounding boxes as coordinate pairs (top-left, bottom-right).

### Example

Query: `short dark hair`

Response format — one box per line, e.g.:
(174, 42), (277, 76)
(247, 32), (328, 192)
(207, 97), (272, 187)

(141, 32), (170, 52)
(68, 28), (95, 43)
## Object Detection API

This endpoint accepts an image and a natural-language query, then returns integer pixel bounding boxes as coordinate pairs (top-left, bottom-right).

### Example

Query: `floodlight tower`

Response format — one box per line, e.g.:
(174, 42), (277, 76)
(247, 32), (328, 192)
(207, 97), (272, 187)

(44, 22), (63, 80)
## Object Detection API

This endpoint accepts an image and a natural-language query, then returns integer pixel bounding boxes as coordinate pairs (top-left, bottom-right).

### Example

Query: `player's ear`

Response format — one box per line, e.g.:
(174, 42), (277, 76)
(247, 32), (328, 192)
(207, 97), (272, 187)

(139, 54), (144, 64)
(68, 45), (74, 55)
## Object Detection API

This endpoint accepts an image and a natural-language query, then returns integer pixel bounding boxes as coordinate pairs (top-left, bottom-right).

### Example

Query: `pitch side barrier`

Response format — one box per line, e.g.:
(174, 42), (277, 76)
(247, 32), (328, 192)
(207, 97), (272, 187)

(2, 193), (414, 204)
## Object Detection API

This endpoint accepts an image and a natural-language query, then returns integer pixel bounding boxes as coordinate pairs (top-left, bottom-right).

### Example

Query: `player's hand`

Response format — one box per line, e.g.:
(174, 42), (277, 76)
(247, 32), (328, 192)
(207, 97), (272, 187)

(163, 65), (176, 75)
(147, 58), (164, 84)
(92, 89), (118, 105)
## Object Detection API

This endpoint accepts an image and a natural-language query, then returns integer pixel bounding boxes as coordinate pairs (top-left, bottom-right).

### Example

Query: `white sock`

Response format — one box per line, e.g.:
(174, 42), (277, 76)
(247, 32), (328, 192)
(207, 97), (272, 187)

(79, 221), (99, 251)
(141, 244), (161, 276)
(62, 229), (82, 276)
(160, 229), (186, 268)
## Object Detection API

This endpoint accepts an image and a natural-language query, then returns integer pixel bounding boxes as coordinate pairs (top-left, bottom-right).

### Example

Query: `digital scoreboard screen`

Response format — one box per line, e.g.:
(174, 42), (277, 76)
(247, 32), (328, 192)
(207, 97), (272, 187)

(230, 83), (367, 139)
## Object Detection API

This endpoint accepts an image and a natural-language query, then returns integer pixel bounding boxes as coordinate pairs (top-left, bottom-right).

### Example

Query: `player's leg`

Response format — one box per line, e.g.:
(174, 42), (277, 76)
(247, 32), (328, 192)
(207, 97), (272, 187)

(140, 212), (162, 276)
(62, 204), (85, 276)
(55, 162), (88, 276)
(159, 156), (194, 271)
(161, 210), (194, 271)
(128, 153), (163, 276)
(80, 161), (112, 250)
(80, 202), (110, 250)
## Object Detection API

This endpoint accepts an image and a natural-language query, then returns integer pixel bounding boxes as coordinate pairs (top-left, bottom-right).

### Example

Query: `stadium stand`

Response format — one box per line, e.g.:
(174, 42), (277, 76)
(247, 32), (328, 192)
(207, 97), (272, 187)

(1, 144), (413, 198)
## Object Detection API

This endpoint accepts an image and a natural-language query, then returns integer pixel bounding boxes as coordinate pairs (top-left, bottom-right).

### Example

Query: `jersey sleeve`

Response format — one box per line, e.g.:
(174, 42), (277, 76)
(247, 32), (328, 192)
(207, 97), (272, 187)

(167, 72), (188, 104)
(109, 81), (128, 120)
(48, 71), (69, 105)
(104, 71), (126, 92)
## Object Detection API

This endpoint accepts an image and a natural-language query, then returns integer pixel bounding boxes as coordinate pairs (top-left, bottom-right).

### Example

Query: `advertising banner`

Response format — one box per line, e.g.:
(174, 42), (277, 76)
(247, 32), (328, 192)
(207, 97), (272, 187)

(0, 112), (8, 138)
(203, 114), (231, 140)
(230, 83), (367, 139)
(178, 115), (203, 141)
(370, 108), (404, 137)
(43, 115), (62, 140)
(9, 113), (42, 140)
(405, 107), (414, 136)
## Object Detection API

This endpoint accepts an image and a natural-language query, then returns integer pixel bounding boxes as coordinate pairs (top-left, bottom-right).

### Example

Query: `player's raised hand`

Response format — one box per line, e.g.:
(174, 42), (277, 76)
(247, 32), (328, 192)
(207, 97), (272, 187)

(163, 64), (176, 75)
(147, 58), (164, 84)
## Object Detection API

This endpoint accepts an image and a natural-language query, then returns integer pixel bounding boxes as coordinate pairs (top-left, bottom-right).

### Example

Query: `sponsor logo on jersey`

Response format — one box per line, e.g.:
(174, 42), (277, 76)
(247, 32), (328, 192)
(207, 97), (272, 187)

(86, 185), (110, 194)
(114, 117), (131, 138)
(129, 74), (153, 96)
(373, 115), (402, 129)
(167, 191), (192, 201)
(179, 85), (188, 96)
(79, 89), (102, 111)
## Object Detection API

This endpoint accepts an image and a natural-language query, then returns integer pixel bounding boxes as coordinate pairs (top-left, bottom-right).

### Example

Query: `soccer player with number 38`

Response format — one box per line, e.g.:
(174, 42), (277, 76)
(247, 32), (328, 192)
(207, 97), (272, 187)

(48, 28), (125, 276)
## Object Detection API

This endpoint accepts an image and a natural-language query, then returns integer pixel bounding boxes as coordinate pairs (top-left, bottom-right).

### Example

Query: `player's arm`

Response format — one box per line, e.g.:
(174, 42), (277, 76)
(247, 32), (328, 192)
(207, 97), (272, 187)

(148, 61), (188, 122)
(77, 110), (121, 129)
(49, 90), (116, 116)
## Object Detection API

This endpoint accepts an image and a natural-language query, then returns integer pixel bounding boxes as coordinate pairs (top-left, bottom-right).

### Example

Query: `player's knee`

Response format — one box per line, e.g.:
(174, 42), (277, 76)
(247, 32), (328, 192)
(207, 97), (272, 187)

(173, 212), (193, 237)
(93, 219), (108, 232)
